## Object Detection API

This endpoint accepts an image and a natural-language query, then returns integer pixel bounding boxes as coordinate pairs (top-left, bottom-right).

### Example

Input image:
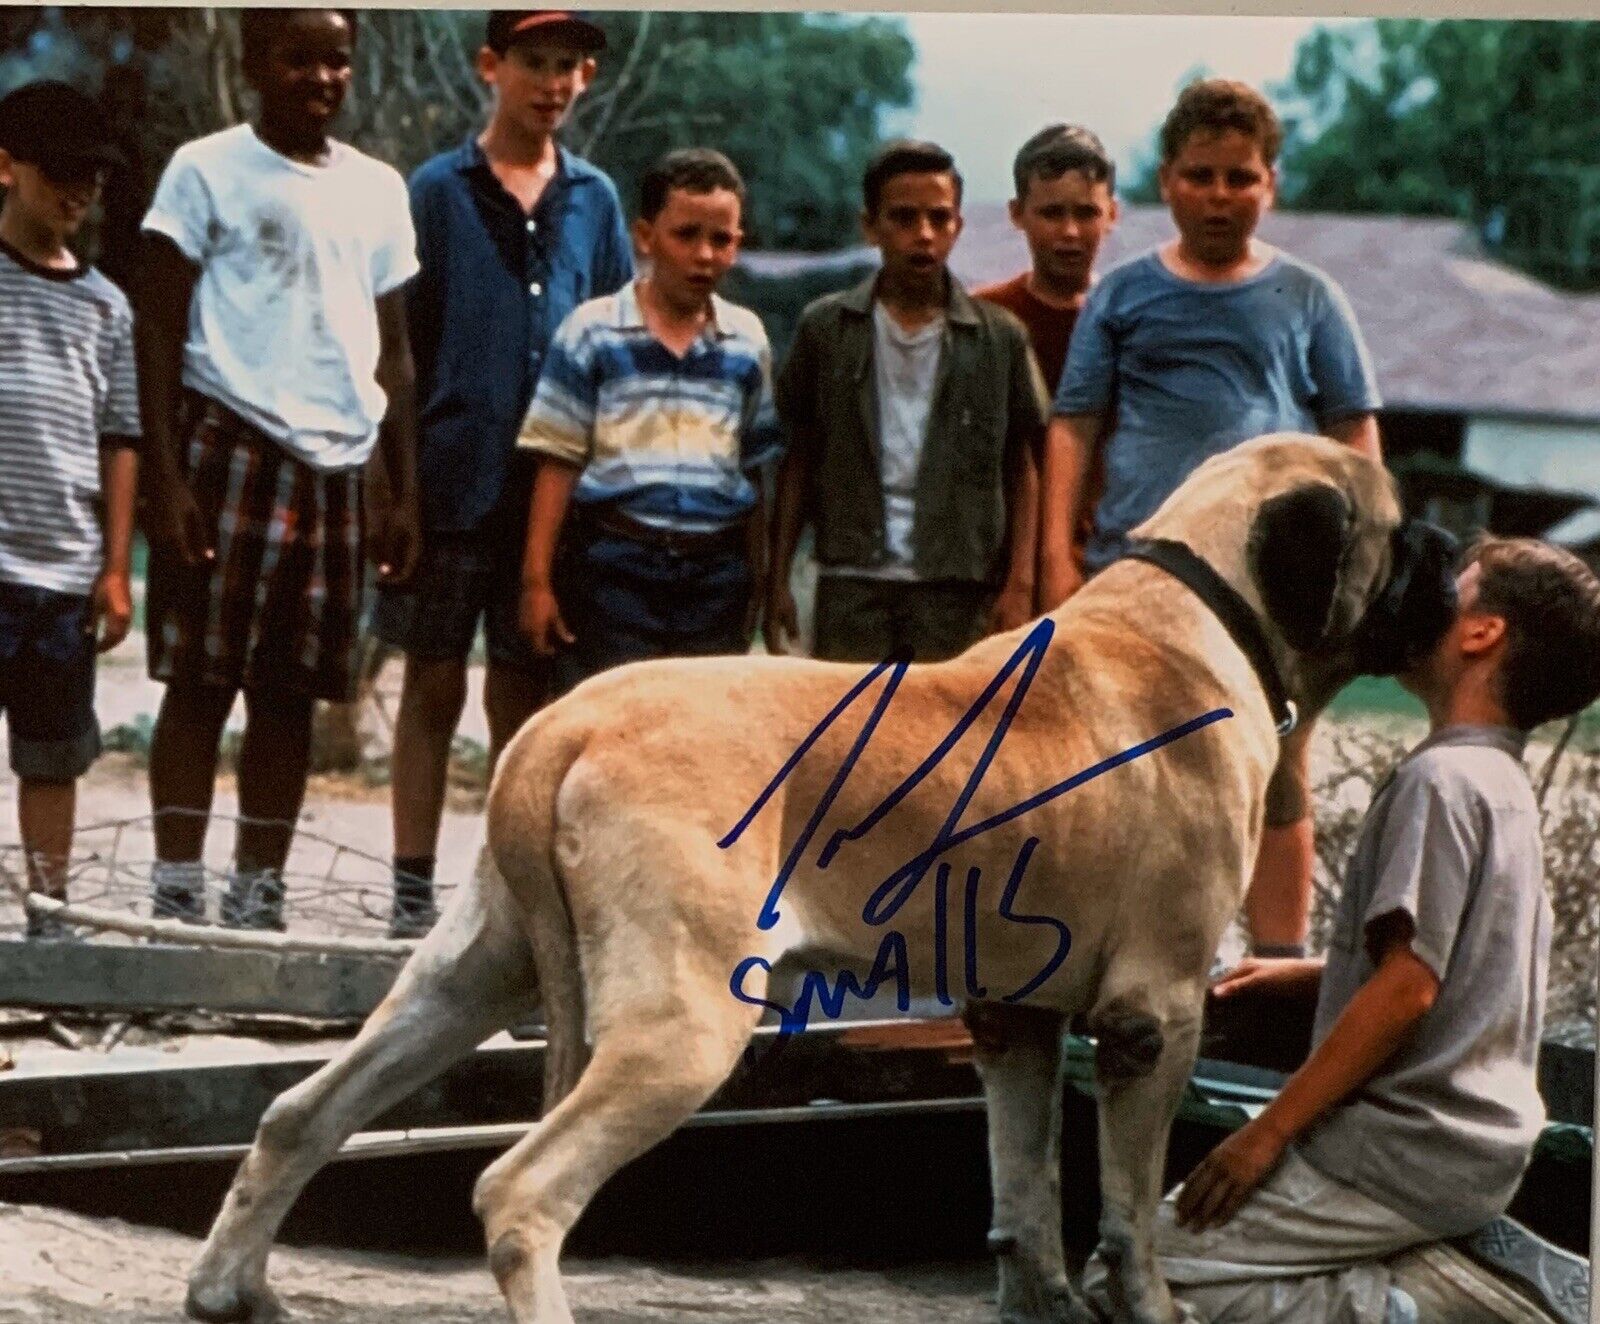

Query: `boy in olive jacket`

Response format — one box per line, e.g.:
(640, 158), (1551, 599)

(766, 139), (1049, 663)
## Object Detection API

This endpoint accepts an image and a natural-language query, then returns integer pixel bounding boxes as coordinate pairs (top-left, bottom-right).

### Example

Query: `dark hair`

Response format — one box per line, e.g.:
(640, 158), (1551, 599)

(1467, 536), (1600, 730)
(240, 9), (360, 71)
(1159, 78), (1283, 167)
(639, 147), (745, 222)
(1012, 123), (1115, 202)
(862, 139), (962, 219)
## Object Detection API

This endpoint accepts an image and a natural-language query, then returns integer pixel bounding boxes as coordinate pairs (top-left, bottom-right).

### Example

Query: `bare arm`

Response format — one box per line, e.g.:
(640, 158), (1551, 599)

(133, 235), (206, 564)
(519, 458), (581, 653)
(93, 444), (139, 652)
(1037, 412), (1101, 609)
(369, 288), (419, 583)
(764, 321), (817, 655)
(990, 441), (1039, 631)
(1176, 928), (1439, 1231)
(1324, 411), (1382, 464)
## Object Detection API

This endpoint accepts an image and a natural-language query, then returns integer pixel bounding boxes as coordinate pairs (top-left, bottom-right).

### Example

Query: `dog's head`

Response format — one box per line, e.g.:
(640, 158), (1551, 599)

(1141, 434), (1459, 684)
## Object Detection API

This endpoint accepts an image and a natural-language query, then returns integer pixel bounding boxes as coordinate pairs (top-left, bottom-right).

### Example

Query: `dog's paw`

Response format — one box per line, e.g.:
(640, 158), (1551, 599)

(998, 1280), (1103, 1324)
(184, 1281), (286, 1324)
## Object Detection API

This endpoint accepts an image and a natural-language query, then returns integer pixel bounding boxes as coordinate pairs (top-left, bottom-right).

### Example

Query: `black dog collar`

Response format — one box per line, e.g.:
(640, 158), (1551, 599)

(1122, 538), (1298, 737)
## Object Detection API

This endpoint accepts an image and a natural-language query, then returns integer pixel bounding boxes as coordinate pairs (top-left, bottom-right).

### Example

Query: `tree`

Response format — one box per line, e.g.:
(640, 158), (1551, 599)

(572, 12), (914, 250)
(1272, 20), (1600, 285)
(4, 8), (914, 254)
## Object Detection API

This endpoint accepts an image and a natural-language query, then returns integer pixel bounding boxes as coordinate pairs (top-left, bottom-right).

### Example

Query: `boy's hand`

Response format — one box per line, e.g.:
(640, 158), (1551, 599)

(375, 502), (421, 584)
(90, 570), (134, 653)
(1174, 1116), (1288, 1232)
(521, 582), (574, 655)
(364, 467), (420, 584)
(988, 578), (1035, 634)
(143, 470), (212, 567)
(1037, 556), (1083, 613)
(763, 583), (799, 656)
(1211, 956), (1324, 1001)
(744, 571), (767, 642)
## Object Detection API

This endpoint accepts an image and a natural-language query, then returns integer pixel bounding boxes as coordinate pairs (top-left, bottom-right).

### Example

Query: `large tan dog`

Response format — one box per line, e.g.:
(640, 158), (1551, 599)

(186, 435), (1447, 1324)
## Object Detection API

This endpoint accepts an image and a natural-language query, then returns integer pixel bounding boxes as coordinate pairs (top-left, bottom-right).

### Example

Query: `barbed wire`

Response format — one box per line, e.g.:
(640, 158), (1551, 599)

(0, 807), (456, 956)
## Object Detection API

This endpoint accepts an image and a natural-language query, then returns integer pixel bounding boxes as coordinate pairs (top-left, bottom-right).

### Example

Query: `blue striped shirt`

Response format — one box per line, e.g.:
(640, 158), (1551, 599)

(518, 282), (781, 532)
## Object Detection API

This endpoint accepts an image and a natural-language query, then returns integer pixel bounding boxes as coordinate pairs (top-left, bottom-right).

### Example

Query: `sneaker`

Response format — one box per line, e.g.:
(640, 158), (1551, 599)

(24, 910), (81, 942)
(152, 881), (207, 925)
(1455, 1216), (1590, 1324)
(221, 870), (286, 931)
(387, 894), (439, 941)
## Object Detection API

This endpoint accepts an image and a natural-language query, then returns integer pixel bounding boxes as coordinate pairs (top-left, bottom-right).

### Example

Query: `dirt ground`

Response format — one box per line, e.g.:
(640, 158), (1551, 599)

(0, 1202), (996, 1323)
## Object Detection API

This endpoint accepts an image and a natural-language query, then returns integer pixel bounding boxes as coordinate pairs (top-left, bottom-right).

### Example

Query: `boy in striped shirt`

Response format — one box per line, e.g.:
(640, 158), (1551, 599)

(518, 148), (779, 692)
(0, 82), (140, 939)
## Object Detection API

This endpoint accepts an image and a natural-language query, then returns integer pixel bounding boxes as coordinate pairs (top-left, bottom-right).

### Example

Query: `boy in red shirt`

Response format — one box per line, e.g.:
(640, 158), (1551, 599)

(975, 123), (1118, 588)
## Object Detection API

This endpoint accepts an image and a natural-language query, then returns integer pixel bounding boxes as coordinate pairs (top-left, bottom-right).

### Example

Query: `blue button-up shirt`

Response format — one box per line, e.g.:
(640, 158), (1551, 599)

(406, 137), (633, 531)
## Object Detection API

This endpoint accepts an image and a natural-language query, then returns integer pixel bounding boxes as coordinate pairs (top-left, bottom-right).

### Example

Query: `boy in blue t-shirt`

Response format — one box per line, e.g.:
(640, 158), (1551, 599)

(0, 83), (140, 939)
(1039, 79), (1382, 960)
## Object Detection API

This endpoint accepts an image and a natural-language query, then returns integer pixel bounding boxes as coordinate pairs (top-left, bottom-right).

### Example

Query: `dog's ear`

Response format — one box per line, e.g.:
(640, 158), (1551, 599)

(1248, 484), (1355, 650)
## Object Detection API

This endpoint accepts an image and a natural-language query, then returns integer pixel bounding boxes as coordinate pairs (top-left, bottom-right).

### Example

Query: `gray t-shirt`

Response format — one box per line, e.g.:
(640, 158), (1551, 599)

(1054, 248), (1381, 571)
(1296, 725), (1550, 1237)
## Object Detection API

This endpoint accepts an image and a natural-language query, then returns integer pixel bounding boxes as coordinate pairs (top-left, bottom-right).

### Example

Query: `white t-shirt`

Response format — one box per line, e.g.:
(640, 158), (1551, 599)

(823, 302), (944, 582)
(142, 124), (419, 470)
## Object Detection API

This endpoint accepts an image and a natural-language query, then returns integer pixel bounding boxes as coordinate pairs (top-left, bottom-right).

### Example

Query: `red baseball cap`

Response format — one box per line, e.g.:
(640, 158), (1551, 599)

(486, 10), (607, 55)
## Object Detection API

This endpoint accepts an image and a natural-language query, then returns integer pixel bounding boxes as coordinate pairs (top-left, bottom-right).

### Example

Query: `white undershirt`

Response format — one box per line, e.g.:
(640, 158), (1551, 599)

(825, 302), (944, 581)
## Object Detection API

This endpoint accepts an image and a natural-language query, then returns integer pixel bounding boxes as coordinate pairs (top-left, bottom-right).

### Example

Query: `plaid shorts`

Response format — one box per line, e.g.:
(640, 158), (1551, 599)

(146, 392), (366, 702)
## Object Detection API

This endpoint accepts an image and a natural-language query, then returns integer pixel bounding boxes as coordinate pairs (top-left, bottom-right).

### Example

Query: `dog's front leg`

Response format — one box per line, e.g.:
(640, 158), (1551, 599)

(965, 1001), (1096, 1324)
(1083, 1001), (1203, 1324)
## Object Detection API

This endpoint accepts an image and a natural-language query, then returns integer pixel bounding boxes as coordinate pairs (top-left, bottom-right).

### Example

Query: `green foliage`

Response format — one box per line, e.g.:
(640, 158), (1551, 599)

(1118, 60), (1212, 203)
(1272, 20), (1600, 286)
(2, 8), (913, 255)
(574, 12), (915, 249)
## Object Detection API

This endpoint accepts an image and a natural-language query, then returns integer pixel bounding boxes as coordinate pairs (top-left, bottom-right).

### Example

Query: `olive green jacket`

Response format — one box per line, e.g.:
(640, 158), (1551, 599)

(775, 272), (1050, 585)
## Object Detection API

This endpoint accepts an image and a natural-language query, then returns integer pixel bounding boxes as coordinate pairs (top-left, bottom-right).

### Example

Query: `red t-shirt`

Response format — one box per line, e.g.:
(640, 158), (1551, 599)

(975, 272), (1099, 566)
(972, 271), (1078, 394)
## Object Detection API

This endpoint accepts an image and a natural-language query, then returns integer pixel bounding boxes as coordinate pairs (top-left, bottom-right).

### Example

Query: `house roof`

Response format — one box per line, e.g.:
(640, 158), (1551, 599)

(742, 205), (1600, 424)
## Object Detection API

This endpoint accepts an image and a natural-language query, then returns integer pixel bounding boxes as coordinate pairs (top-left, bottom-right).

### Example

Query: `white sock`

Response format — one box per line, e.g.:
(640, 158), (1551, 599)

(152, 860), (204, 892)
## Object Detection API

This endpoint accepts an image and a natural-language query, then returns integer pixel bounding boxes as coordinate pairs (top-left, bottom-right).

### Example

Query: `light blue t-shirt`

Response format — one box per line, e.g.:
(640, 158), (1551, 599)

(1055, 249), (1381, 570)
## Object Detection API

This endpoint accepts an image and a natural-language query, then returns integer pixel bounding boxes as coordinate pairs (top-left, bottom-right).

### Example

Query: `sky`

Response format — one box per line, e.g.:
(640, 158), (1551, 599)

(888, 12), (1358, 203)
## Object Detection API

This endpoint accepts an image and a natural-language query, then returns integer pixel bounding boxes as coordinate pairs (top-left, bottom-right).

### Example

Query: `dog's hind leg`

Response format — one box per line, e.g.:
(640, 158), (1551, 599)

(186, 850), (536, 1324)
(472, 834), (771, 1324)
(964, 1001), (1095, 1324)
(1081, 987), (1204, 1324)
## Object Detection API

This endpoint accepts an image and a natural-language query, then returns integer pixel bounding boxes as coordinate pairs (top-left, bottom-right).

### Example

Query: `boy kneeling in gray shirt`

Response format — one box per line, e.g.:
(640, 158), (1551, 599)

(1085, 537), (1600, 1323)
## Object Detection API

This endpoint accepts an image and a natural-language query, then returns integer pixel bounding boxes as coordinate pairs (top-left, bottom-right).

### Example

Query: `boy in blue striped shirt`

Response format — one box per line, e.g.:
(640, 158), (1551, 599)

(517, 148), (779, 693)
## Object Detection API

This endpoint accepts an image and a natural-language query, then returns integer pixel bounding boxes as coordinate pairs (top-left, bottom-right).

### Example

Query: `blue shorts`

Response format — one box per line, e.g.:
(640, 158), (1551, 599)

(0, 581), (100, 780)
(553, 533), (751, 695)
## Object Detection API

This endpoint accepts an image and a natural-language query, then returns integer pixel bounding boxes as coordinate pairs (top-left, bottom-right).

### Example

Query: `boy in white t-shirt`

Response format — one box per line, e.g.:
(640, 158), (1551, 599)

(137, 9), (420, 929)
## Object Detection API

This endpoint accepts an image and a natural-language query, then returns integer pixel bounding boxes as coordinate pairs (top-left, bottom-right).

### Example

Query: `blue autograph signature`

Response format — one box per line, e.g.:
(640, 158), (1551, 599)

(718, 618), (1233, 1034)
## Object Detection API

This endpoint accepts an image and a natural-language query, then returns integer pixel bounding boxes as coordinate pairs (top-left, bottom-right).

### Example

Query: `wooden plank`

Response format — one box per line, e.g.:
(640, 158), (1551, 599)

(0, 1020), (983, 1162)
(0, 938), (403, 1020)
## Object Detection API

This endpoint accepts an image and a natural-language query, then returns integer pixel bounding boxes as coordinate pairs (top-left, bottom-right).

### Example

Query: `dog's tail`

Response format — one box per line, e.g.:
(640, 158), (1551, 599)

(486, 716), (591, 1114)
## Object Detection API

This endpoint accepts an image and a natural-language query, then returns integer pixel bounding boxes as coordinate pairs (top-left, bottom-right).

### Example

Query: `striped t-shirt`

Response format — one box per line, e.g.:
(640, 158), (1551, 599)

(0, 241), (141, 595)
(517, 282), (781, 532)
